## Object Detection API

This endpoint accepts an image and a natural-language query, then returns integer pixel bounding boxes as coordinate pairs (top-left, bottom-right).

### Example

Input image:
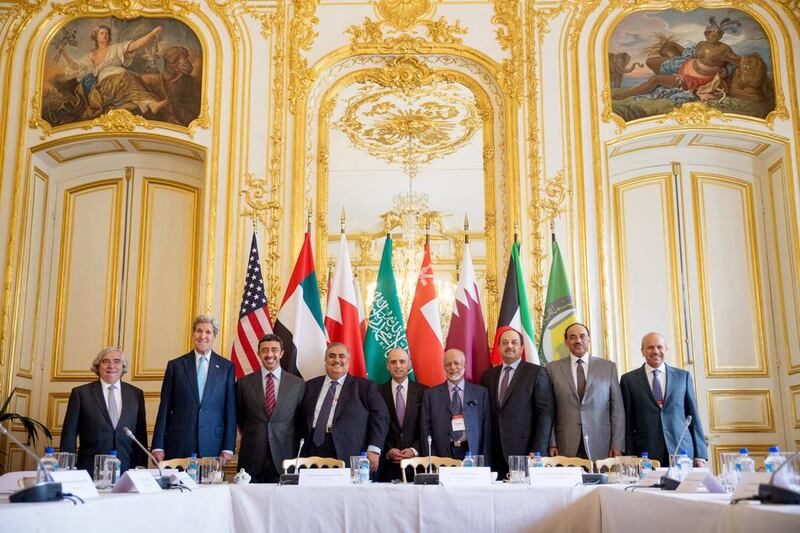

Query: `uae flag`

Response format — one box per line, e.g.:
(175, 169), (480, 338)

(364, 236), (409, 383)
(406, 241), (445, 386)
(490, 241), (538, 366)
(325, 234), (367, 377)
(273, 232), (327, 379)
(538, 235), (578, 362)
(231, 233), (273, 378)
(445, 243), (489, 383)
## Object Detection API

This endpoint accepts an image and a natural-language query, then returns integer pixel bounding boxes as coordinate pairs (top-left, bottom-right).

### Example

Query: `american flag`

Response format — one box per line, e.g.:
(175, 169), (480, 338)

(231, 233), (273, 378)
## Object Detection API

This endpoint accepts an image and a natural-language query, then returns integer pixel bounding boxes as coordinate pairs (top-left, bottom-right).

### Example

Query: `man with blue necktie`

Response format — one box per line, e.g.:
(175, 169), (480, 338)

(620, 332), (707, 467)
(152, 315), (236, 465)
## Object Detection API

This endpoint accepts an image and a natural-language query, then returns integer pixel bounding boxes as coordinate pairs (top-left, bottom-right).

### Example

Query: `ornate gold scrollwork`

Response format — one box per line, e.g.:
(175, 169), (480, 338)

(86, 108), (155, 132)
(52, 0), (195, 19)
(374, 0), (438, 31)
(288, 0), (319, 114)
(492, 0), (523, 102)
(601, 87), (627, 134)
(659, 102), (728, 126)
(240, 171), (273, 227)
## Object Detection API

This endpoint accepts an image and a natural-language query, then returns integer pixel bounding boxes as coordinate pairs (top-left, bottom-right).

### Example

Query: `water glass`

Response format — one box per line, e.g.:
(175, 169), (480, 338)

(55, 452), (76, 470)
(200, 456), (222, 484)
(349, 456), (361, 483)
(719, 452), (738, 492)
(472, 455), (485, 467)
(507, 455), (528, 483)
(93, 454), (111, 487)
(617, 458), (637, 484)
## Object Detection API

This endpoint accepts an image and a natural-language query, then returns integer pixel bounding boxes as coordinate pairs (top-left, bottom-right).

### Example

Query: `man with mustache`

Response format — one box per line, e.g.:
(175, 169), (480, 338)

(301, 342), (389, 474)
(481, 329), (553, 478)
(547, 323), (624, 461)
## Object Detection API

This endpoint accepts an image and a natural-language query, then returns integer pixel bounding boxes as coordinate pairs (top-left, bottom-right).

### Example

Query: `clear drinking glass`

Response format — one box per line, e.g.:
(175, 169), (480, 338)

(349, 456), (361, 483)
(93, 454), (111, 487)
(507, 455), (527, 483)
(472, 455), (485, 467)
(55, 452), (76, 470)
(200, 456), (222, 484)
(719, 452), (738, 492)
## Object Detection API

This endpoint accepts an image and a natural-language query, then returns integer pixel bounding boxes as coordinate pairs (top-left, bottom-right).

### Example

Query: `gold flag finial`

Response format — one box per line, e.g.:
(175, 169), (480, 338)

(306, 205), (312, 233)
(464, 213), (470, 244)
(340, 207), (346, 234)
(425, 220), (430, 245)
(514, 222), (519, 243)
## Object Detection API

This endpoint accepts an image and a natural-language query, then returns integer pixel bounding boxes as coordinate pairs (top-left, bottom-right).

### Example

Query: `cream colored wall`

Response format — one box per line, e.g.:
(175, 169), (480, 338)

(0, 0), (798, 470)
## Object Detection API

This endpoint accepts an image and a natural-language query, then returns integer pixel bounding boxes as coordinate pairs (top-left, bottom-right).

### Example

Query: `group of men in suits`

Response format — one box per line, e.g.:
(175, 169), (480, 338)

(60, 315), (707, 481)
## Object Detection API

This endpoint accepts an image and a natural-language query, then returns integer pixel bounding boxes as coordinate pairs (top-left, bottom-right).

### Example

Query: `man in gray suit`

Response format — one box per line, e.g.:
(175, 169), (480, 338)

(547, 323), (624, 461)
(620, 332), (707, 467)
(236, 334), (305, 482)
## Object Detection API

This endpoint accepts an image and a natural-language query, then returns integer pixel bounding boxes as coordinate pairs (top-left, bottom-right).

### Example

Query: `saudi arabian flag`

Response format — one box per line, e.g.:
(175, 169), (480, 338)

(364, 236), (411, 383)
(538, 236), (578, 363)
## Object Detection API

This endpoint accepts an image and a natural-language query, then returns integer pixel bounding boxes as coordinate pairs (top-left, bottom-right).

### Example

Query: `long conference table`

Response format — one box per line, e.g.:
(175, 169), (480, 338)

(1, 482), (799, 532)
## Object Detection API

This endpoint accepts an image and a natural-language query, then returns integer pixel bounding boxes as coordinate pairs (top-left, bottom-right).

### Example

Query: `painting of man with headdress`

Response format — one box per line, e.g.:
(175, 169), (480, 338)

(608, 9), (775, 121)
(42, 17), (203, 128)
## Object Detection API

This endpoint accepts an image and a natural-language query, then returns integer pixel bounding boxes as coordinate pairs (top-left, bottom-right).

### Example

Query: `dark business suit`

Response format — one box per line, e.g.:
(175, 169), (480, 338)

(481, 361), (554, 476)
(152, 351), (236, 458)
(421, 381), (491, 461)
(377, 379), (427, 481)
(620, 364), (707, 464)
(301, 374), (389, 461)
(237, 369), (305, 482)
(60, 380), (148, 476)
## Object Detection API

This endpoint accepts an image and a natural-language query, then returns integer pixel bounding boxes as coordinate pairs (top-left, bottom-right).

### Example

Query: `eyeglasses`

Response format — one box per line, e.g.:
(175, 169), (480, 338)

(100, 359), (122, 366)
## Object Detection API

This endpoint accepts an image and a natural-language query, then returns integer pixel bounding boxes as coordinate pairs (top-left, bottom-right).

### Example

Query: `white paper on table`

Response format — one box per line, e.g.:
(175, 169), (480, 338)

(640, 467), (669, 487)
(702, 473), (726, 494)
(529, 467), (583, 487)
(50, 470), (99, 499)
(731, 472), (772, 501)
(438, 467), (492, 486)
(0, 471), (37, 493)
(675, 471), (711, 493)
(170, 471), (199, 489)
(112, 469), (163, 493)
(297, 468), (350, 486)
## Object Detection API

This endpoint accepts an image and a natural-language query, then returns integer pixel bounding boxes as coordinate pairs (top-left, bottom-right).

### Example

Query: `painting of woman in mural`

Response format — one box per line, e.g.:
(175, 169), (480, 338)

(609, 9), (775, 121)
(42, 17), (203, 128)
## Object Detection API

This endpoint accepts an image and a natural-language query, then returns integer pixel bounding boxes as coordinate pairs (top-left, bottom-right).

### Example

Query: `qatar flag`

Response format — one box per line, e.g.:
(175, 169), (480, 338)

(324, 234), (367, 377)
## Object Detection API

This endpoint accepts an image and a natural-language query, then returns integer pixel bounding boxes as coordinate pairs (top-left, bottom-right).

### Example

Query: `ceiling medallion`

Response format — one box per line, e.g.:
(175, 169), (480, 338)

(333, 80), (480, 174)
(374, 0), (438, 31)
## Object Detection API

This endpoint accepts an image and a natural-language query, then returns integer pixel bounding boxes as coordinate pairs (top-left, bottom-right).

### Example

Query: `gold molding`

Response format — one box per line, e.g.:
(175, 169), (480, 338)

(288, 0), (319, 114)
(47, 139), (127, 163)
(687, 134), (770, 156)
(8, 388), (32, 432)
(707, 389), (775, 433)
(128, 138), (204, 161)
(131, 177), (201, 379)
(691, 173), (768, 377)
(790, 384), (800, 429)
(492, 0), (522, 103)
(143, 390), (161, 432)
(46, 392), (71, 436)
(51, 178), (123, 381)
(608, 134), (684, 158)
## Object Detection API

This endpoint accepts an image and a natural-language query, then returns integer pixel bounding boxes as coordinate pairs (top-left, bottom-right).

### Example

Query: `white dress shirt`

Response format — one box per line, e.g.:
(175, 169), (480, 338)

(312, 375), (346, 430)
(391, 377), (409, 409)
(195, 350), (211, 382)
(101, 379), (122, 414)
(497, 358), (522, 401)
(261, 366), (282, 397)
(570, 354), (589, 391)
(645, 362), (666, 398)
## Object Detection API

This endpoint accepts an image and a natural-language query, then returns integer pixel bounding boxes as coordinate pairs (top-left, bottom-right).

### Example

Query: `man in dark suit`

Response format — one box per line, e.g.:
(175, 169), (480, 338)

(421, 349), (491, 461)
(152, 315), (236, 464)
(237, 334), (305, 482)
(377, 348), (427, 481)
(481, 329), (553, 477)
(60, 347), (148, 476)
(620, 332), (708, 467)
(301, 342), (389, 472)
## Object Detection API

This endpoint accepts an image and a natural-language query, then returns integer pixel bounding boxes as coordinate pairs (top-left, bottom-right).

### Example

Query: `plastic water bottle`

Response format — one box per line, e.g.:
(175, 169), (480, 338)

(734, 448), (755, 482)
(530, 452), (544, 469)
(105, 450), (122, 488)
(639, 452), (653, 480)
(676, 449), (692, 481)
(463, 452), (475, 467)
(764, 446), (784, 474)
(39, 447), (59, 482)
(187, 453), (199, 481)
(357, 452), (370, 483)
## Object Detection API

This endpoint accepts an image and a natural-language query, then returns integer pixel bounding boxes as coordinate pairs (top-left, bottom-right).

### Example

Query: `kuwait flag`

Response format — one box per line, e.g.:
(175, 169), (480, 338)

(445, 242), (489, 383)
(325, 234), (367, 377)
(364, 236), (409, 383)
(490, 241), (538, 365)
(273, 232), (327, 379)
(538, 235), (578, 362)
(407, 242), (445, 386)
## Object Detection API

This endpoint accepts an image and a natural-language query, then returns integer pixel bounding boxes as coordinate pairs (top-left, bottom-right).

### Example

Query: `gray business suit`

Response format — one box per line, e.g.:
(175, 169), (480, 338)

(236, 369), (305, 482)
(547, 356), (625, 460)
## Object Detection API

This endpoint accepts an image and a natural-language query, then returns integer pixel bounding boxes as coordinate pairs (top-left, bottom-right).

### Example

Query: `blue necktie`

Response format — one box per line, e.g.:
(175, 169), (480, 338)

(652, 369), (664, 406)
(313, 381), (338, 446)
(197, 356), (208, 401)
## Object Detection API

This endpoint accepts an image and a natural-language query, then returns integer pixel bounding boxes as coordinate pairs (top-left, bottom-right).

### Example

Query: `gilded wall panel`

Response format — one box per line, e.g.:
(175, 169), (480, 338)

(46, 392), (71, 437)
(707, 389), (774, 433)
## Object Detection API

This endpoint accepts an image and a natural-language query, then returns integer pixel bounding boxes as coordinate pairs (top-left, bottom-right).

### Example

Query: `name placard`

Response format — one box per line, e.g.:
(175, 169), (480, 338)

(170, 471), (199, 489)
(438, 467), (492, 486)
(50, 470), (99, 499)
(640, 467), (669, 487)
(112, 470), (163, 493)
(529, 467), (583, 487)
(731, 472), (771, 501)
(676, 471), (710, 493)
(298, 468), (350, 486)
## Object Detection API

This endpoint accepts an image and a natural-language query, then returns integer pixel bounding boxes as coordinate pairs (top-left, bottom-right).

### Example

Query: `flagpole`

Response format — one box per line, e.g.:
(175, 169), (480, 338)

(340, 207), (346, 234)
(464, 213), (469, 244)
(550, 219), (556, 242)
(306, 205), (312, 234)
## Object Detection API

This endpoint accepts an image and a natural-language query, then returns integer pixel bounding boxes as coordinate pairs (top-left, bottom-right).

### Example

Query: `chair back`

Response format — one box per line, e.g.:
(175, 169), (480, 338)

(158, 457), (192, 470)
(595, 456), (661, 473)
(399, 456), (463, 483)
(281, 456), (346, 473)
(539, 455), (593, 472)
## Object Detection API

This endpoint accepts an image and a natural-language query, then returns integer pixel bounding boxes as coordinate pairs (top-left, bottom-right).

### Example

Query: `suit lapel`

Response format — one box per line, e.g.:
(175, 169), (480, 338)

(118, 382), (131, 428)
(500, 363), (524, 409)
(332, 376), (352, 424)
(401, 382), (420, 431)
(561, 358), (579, 401)
(202, 352), (225, 406)
(636, 366), (659, 407)
(183, 353), (201, 406)
(663, 365), (675, 405)
(90, 381), (114, 428)
(272, 372), (293, 419)
(583, 356), (597, 400)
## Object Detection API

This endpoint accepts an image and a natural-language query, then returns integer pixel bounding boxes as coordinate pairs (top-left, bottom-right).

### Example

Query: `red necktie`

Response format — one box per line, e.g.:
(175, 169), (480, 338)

(264, 373), (275, 417)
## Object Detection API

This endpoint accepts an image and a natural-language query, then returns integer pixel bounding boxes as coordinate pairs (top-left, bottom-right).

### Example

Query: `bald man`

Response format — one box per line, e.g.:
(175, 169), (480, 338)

(620, 332), (707, 467)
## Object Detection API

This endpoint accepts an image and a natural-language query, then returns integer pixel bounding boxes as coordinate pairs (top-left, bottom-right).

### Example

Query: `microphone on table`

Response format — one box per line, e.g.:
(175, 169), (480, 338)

(122, 426), (172, 489)
(659, 415), (693, 491)
(279, 438), (305, 485)
(0, 424), (63, 503)
(755, 452), (800, 504)
(414, 435), (439, 485)
(580, 433), (607, 485)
